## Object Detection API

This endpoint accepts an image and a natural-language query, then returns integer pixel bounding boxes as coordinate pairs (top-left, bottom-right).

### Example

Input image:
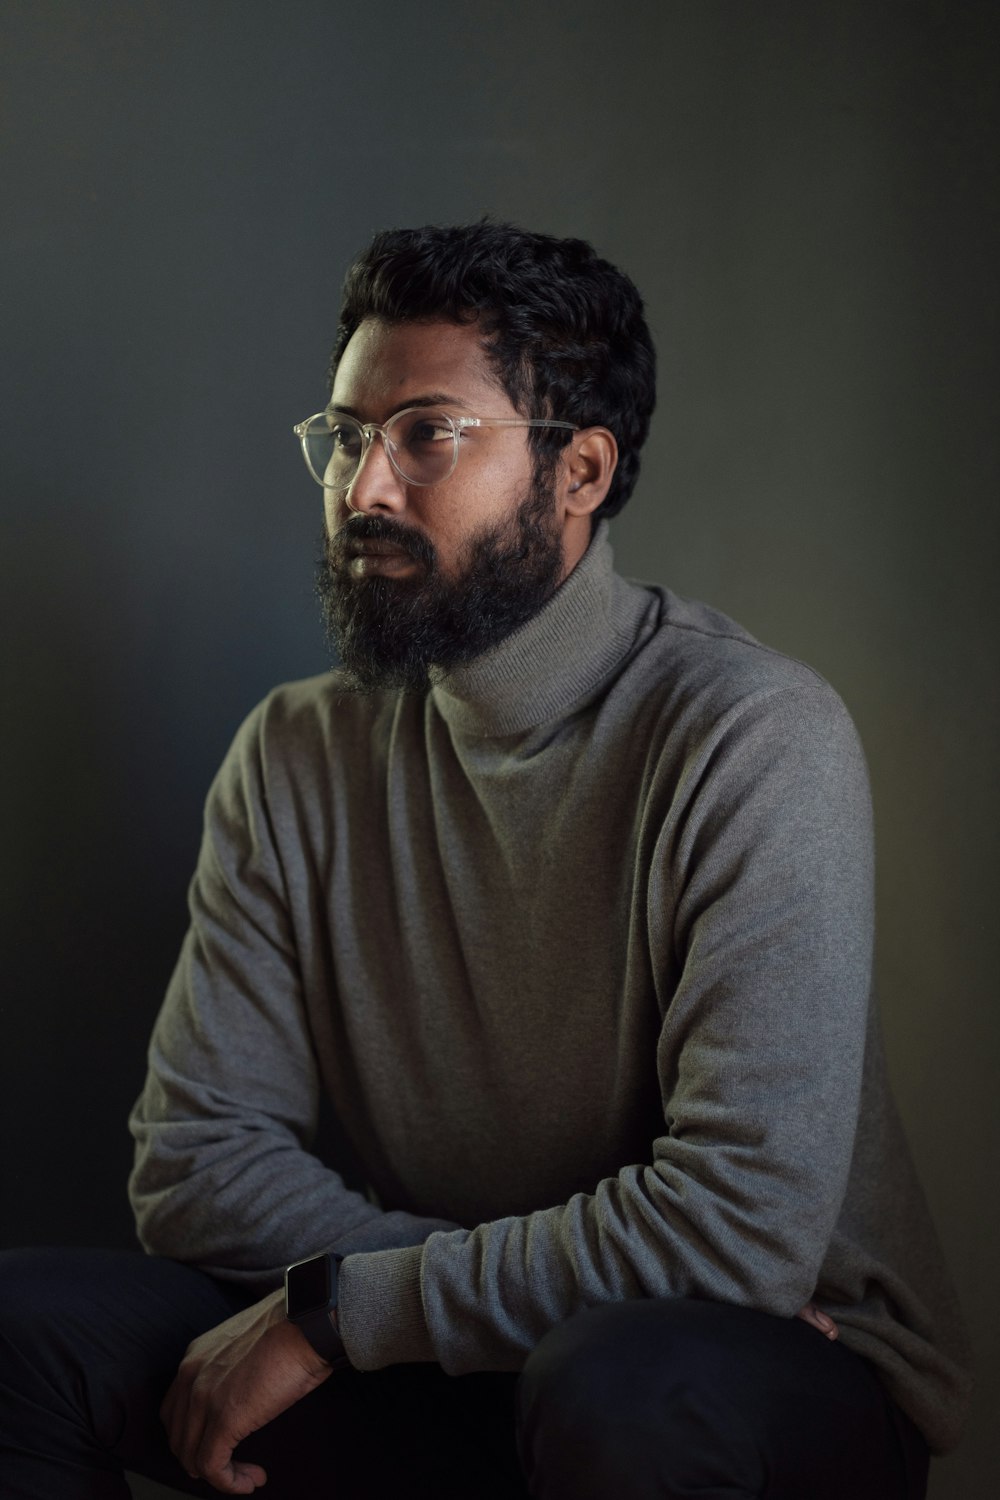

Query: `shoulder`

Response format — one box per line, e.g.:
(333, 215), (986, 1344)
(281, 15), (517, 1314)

(201, 673), (416, 858)
(232, 671), (399, 755)
(626, 580), (855, 735)
(644, 584), (827, 694)
(611, 581), (869, 815)
(614, 589), (875, 895)
(210, 672), (410, 811)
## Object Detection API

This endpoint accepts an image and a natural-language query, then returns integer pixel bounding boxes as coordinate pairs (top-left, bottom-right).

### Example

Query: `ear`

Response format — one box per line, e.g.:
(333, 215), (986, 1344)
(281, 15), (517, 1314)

(558, 428), (619, 518)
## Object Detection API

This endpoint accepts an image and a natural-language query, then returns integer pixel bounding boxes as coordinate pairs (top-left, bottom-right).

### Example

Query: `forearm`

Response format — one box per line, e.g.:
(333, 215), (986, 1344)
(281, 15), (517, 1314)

(130, 1083), (459, 1286)
(336, 1148), (849, 1373)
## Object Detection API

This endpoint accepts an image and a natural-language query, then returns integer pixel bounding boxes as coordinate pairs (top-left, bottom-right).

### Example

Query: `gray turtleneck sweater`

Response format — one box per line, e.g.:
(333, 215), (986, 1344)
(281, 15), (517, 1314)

(129, 523), (971, 1453)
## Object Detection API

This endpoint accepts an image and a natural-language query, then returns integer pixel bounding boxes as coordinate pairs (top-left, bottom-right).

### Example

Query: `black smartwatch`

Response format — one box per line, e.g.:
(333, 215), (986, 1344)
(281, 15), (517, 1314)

(284, 1252), (345, 1364)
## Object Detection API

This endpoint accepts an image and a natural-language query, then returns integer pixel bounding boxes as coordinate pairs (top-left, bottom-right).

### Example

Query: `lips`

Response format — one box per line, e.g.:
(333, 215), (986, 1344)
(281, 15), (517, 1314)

(348, 540), (412, 560)
(344, 541), (423, 580)
(332, 519), (434, 580)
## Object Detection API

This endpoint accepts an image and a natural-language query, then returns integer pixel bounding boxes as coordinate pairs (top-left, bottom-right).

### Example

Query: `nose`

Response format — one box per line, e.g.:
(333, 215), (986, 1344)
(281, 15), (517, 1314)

(342, 430), (408, 516)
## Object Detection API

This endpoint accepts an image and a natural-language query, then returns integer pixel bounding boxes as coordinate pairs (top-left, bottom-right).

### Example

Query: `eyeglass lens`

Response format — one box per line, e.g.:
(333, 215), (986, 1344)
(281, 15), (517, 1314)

(303, 410), (459, 489)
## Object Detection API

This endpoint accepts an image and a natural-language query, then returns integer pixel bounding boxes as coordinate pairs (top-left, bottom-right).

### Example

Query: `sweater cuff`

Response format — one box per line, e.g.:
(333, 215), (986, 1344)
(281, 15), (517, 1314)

(337, 1244), (435, 1369)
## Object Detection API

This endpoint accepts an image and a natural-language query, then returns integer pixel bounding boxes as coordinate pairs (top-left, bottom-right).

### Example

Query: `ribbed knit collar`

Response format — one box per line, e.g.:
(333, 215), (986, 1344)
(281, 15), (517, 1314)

(429, 521), (652, 737)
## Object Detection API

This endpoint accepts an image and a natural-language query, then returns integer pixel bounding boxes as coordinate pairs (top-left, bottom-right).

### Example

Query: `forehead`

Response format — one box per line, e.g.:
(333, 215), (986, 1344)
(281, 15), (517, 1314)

(331, 318), (510, 415)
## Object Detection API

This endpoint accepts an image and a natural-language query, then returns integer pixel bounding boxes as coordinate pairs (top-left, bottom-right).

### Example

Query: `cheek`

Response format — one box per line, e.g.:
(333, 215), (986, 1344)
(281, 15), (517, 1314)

(412, 444), (535, 566)
(449, 450), (530, 524)
(324, 493), (349, 536)
(425, 481), (505, 560)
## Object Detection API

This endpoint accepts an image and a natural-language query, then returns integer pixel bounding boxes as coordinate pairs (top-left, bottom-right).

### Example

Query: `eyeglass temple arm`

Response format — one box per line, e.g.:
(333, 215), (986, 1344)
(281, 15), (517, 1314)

(293, 416), (579, 436)
(457, 418), (578, 432)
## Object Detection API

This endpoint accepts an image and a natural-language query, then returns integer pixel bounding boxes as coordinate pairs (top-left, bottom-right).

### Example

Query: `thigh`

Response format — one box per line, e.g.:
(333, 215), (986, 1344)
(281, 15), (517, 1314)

(0, 1246), (249, 1500)
(517, 1298), (929, 1500)
(0, 1246), (528, 1500)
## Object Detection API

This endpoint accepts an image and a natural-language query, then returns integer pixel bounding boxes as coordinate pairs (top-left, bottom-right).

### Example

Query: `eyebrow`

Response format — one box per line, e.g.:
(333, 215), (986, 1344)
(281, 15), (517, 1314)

(327, 393), (473, 420)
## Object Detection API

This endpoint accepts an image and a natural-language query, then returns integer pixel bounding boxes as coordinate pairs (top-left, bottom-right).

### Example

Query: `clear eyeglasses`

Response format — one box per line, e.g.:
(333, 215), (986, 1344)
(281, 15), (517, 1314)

(293, 407), (578, 491)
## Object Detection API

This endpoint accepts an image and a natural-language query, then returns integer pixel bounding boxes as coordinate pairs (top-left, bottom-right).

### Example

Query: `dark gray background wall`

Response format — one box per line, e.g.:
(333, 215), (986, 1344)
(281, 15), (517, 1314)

(1, 4), (996, 1497)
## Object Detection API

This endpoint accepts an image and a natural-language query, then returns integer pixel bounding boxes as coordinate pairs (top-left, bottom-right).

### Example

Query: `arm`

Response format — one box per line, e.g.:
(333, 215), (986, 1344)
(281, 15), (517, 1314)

(336, 682), (870, 1371)
(128, 696), (457, 1286)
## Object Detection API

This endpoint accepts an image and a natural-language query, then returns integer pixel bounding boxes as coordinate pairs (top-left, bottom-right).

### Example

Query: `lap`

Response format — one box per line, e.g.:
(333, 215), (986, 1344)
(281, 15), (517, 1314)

(1, 1250), (926, 1500)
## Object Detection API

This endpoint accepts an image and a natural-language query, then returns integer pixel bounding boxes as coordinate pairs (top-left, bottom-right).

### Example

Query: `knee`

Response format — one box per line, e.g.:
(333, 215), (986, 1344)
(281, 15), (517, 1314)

(0, 1247), (201, 1457)
(517, 1302), (666, 1498)
(519, 1300), (640, 1426)
(516, 1300), (763, 1500)
(0, 1247), (101, 1423)
(519, 1296), (708, 1431)
(0, 1247), (64, 1345)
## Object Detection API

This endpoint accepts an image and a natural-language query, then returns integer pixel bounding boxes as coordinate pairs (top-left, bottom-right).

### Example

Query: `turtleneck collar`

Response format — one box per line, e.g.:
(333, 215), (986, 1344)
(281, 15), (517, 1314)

(429, 521), (653, 737)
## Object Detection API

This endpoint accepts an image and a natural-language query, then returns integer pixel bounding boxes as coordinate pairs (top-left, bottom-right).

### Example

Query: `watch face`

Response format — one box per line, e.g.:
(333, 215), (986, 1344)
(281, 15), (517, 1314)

(287, 1255), (331, 1317)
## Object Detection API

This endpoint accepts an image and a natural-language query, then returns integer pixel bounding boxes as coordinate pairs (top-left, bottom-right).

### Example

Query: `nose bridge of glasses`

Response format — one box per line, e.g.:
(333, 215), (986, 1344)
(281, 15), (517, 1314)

(360, 418), (391, 446)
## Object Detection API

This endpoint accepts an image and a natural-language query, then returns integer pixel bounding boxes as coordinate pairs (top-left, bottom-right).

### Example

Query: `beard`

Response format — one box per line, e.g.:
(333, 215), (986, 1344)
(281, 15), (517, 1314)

(315, 477), (566, 694)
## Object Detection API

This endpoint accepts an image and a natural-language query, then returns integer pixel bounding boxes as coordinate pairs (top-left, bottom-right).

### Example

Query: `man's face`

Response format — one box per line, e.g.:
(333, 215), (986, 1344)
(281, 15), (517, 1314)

(316, 318), (574, 693)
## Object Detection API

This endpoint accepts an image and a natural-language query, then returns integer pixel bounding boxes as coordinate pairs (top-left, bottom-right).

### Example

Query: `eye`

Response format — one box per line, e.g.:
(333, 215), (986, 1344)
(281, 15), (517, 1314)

(328, 421), (362, 454)
(398, 412), (455, 447)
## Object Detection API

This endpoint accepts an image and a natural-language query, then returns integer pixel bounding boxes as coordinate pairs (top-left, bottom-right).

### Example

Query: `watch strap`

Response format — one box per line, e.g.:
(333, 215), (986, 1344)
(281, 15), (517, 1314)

(296, 1304), (344, 1364)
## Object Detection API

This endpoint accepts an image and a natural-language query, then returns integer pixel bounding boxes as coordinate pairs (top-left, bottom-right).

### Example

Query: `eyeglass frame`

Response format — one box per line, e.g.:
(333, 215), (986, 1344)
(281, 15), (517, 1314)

(293, 406), (579, 491)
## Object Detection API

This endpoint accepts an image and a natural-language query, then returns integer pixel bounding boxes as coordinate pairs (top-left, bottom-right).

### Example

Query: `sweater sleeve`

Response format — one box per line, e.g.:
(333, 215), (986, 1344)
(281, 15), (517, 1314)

(128, 699), (457, 1288)
(336, 680), (876, 1371)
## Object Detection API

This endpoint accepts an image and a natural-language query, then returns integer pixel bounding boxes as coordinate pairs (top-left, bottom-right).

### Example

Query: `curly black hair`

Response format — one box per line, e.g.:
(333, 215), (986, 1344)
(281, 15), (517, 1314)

(328, 220), (657, 521)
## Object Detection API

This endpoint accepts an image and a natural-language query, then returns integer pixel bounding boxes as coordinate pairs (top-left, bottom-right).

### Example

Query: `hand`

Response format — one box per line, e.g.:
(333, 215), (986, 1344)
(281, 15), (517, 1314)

(161, 1287), (337, 1494)
(796, 1300), (839, 1341)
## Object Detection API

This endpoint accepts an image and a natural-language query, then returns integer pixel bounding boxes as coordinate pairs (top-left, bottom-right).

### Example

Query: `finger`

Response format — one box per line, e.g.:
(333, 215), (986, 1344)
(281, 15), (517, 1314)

(198, 1453), (269, 1495)
(227, 1459), (269, 1494)
(174, 1377), (213, 1479)
(796, 1302), (839, 1340)
(195, 1403), (266, 1493)
(815, 1309), (839, 1340)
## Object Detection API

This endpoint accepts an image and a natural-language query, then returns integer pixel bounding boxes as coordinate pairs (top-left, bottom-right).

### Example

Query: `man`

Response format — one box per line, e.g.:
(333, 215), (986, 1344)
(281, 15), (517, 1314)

(0, 223), (971, 1499)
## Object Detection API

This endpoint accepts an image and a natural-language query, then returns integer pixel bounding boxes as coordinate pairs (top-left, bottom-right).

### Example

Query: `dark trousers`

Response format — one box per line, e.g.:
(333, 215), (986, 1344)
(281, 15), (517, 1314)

(0, 1247), (929, 1499)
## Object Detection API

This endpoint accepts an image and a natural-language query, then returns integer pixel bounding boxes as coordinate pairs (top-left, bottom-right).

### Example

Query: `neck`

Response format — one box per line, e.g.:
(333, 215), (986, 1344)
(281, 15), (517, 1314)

(429, 521), (652, 737)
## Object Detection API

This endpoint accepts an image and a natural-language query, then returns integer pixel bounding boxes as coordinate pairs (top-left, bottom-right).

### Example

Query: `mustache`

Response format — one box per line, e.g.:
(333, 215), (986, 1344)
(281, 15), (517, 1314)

(327, 514), (437, 571)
